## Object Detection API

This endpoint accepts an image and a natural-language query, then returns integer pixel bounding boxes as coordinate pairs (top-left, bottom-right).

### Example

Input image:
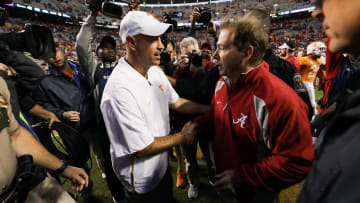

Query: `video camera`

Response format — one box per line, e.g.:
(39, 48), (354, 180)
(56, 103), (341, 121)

(86, 0), (130, 19)
(160, 50), (171, 66)
(163, 13), (177, 33)
(0, 24), (56, 59)
(196, 7), (212, 25)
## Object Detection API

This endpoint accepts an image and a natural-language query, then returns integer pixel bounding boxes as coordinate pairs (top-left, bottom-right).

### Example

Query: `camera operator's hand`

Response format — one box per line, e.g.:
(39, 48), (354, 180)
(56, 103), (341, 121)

(207, 20), (217, 35)
(129, 0), (141, 11)
(190, 7), (201, 29)
(0, 40), (10, 60)
(178, 55), (190, 70)
(62, 111), (80, 122)
(86, 0), (100, 14)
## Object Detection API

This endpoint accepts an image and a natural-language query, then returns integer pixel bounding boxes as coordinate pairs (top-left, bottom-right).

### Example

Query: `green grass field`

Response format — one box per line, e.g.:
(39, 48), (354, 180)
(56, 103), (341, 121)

(61, 90), (324, 203)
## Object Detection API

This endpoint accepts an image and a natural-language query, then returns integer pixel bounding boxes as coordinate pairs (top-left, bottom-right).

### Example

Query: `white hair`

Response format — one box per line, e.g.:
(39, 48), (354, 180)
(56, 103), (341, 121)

(180, 37), (199, 51)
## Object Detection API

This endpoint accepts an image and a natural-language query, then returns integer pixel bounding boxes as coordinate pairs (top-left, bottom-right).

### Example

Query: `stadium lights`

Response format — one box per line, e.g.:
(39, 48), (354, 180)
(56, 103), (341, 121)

(63, 14), (71, 18)
(114, 0), (232, 8)
(15, 3), (26, 9)
(290, 6), (315, 14)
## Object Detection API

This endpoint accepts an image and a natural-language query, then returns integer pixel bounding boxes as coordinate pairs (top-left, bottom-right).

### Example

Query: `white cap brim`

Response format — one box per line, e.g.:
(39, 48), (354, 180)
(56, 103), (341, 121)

(141, 22), (172, 37)
(279, 43), (290, 50)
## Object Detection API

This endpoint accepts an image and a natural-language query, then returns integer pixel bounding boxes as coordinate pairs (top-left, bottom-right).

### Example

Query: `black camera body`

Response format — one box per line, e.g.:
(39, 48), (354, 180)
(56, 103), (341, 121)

(162, 13), (177, 33)
(0, 24), (56, 59)
(160, 50), (171, 66)
(185, 51), (202, 71)
(86, 0), (128, 19)
(196, 7), (212, 25)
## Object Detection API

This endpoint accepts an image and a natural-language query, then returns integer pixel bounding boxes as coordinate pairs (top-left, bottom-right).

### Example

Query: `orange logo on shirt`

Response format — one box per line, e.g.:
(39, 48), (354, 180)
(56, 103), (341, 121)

(147, 13), (157, 20)
(158, 84), (164, 92)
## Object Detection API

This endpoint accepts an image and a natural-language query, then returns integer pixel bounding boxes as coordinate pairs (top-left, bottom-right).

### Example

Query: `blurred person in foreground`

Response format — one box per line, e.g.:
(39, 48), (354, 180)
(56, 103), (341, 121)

(100, 11), (210, 203)
(298, 0), (360, 202)
(183, 14), (314, 203)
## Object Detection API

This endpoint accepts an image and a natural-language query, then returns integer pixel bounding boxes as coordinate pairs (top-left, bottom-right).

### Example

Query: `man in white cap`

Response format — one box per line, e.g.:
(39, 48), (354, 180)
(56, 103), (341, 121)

(279, 41), (301, 73)
(100, 11), (210, 202)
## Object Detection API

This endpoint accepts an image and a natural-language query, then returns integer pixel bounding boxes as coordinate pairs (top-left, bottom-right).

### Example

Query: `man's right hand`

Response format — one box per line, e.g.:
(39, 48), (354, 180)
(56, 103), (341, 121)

(48, 112), (60, 128)
(181, 121), (198, 144)
(190, 7), (201, 25)
(86, 0), (100, 14)
(178, 55), (190, 70)
(62, 111), (80, 122)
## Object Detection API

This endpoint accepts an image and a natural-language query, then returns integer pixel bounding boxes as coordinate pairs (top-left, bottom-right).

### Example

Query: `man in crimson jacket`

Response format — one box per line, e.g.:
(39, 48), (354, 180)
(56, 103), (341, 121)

(183, 14), (314, 203)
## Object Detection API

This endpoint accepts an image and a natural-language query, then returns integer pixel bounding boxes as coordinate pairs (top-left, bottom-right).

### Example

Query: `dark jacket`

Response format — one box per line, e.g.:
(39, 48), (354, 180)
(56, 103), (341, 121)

(297, 89), (360, 203)
(0, 51), (44, 121)
(264, 49), (314, 120)
(171, 65), (220, 132)
(32, 61), (92, 132)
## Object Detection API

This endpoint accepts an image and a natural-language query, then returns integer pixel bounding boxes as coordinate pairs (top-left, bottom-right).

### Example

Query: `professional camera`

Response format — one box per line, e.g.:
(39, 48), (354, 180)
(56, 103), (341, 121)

(160, 50), (171, 66)
(86, 0), (130, 19)
(162, 13), (177, 33)
(185, 51), (203, 70)
(196, 7), (212, 25)
(0, 24), (56, 59)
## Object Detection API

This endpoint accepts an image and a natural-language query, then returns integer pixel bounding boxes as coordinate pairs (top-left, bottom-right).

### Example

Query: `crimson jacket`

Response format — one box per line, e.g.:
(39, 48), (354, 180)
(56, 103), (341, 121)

(286, 55), (301, 73)
(195, 61), (314, 202)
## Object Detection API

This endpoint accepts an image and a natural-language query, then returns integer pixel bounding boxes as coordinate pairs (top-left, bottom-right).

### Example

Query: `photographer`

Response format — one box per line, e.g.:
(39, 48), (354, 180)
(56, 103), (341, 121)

(200, 42), (215, 71)
(172, 37), (205, 79)
(76, 2), (126, 202)
(0, 38), (88, 202)
(190, 7), (218, 52)
(160, 39), (177, 76)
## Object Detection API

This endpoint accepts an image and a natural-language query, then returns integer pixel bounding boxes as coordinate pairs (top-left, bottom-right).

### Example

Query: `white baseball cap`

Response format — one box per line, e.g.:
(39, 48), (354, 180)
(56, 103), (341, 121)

(119, 11), (172, 43)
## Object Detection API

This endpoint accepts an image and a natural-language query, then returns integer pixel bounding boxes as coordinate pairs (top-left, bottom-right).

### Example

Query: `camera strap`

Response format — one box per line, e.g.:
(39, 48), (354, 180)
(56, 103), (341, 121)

(0, 178), (17, 203)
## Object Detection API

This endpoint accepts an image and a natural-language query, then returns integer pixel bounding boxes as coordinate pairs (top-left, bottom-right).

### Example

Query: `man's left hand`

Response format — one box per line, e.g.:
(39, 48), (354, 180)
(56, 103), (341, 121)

(213, 170), (237, 197)
(48, 113), (60, 128)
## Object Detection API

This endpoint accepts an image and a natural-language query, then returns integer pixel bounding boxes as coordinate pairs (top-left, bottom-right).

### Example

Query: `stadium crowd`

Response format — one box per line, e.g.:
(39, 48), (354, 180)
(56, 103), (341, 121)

(1, 0), (360, 203)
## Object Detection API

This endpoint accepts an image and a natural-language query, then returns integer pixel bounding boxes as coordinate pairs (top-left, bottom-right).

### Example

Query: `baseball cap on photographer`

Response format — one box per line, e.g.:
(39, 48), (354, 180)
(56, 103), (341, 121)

(97, 36), (116, 52)
(119, 11), (172, 43)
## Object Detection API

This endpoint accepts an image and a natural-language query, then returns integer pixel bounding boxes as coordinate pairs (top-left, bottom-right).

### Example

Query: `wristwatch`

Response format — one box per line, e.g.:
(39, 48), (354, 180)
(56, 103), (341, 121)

(53, 161), (69, 176)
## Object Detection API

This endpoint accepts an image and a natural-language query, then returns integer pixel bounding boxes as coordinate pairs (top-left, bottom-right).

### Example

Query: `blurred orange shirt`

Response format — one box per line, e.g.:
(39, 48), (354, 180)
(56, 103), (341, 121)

(298, 56), (322, 83)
